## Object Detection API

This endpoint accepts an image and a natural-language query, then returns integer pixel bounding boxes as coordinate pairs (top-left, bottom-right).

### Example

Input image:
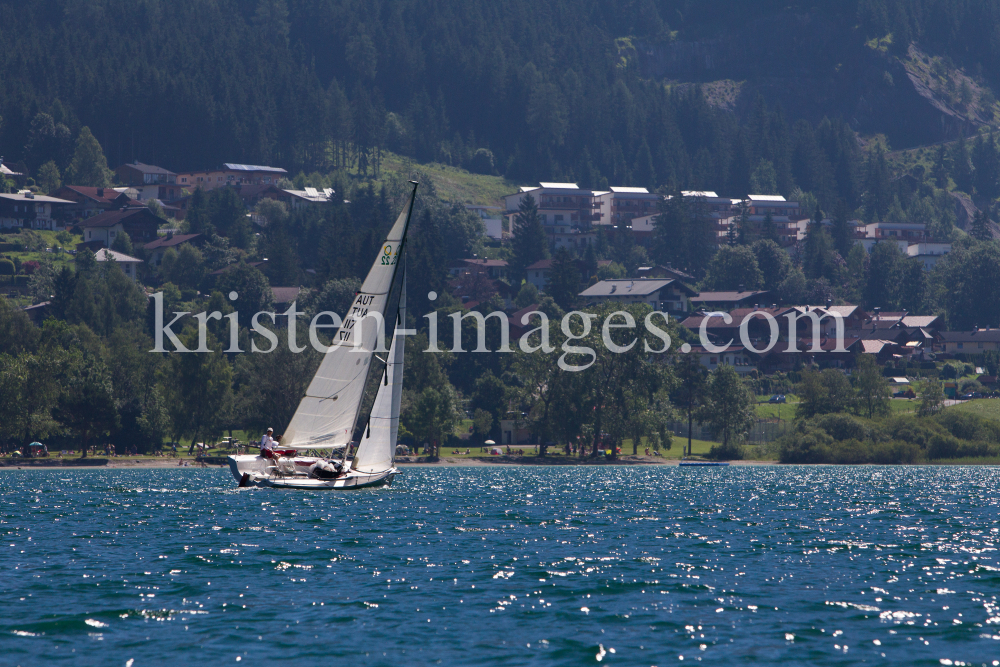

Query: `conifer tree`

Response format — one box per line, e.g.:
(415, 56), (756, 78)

(64, 127), (111, 187)
(185, 189), (213, 235)
(547, 247), (581, 310)
(830, 199), (853, 258)
(760, 210), (777, 243)
(37, 161), (61, 194)
(970, 207), (993, 241)
(951, 135), (974, 194)
(737, 199), (750, 245)
(863, 145), (890, 222)
(510, 193), (549, 283)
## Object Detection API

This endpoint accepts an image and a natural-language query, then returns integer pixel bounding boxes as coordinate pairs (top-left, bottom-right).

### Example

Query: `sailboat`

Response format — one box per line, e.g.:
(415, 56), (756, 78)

(227, 183), (417, 489)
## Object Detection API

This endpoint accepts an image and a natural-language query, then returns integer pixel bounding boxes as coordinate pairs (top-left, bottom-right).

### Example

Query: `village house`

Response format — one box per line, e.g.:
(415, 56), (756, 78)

(507, 302), (541, 340)
(76, 208), (160, 249)
(283, 187), (335, 210)
(448, 258), (509, 281)
(525, 257), (609, 294)
(94, 248), (143, 281)
(143, 232), (205, 266)
(0, 191), (74, 230)
(578, 278), (696, 313)
(686, 344), (758, 376)
(176, 163), (288, 191)
(680, 307), (795, 346)
(114, 161), (181, 201)
(863, 221), (928, 244)
(635, 264), (697, 285)
(906, 241), (952, 269)
(0, 157), (22, 179)
(51, 185), (142, 222)
(690, 290), (772, 311)
(935, 329), (1000, 354)
(465, 204), (504, 240)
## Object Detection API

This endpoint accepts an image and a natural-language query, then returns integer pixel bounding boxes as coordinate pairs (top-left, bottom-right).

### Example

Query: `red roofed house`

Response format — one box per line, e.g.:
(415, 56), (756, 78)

(76, 208), (160, 250)
(143, 232), (205, 266)
(51, 185), (142, 222)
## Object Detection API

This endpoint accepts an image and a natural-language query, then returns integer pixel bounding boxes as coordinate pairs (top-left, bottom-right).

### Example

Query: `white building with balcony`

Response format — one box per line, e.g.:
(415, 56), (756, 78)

(0, 191), (74, 230)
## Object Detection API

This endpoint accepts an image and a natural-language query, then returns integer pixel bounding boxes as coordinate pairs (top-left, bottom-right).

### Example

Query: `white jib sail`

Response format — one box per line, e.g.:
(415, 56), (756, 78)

(352, 273), (405, 473)
(281, 187), (414, 450)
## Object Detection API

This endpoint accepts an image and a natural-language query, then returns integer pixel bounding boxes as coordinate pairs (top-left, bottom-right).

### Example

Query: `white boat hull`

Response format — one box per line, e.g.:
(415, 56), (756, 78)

(227, 455), (397, 490)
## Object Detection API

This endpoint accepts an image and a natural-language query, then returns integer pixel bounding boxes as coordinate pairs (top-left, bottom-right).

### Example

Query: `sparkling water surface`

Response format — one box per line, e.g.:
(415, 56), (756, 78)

(2, 466), (1000, 666)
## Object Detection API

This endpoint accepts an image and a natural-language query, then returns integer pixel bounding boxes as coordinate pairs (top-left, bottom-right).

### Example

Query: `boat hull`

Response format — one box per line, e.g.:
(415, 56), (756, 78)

(227, 454), (396, 489)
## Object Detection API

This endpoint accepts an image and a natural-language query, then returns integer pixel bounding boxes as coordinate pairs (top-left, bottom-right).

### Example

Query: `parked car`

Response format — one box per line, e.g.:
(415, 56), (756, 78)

(768, 394), (786, 404)
(958, 393), (976, 400)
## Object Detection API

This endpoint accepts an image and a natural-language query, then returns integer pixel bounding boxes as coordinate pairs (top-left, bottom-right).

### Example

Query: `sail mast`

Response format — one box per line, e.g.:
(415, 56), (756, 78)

(342, 181), (418, 465)
(280, 181), (418, 451)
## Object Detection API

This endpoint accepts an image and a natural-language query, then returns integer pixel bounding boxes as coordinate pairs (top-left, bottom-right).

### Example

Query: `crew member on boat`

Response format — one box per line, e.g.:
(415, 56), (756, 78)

(260, 428), (275, 454)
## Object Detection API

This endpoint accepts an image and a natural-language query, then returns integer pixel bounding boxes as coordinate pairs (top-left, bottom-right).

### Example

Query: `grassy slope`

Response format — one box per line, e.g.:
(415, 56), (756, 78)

(944, 399), (1000, 422)
(377, 152), (519, 206)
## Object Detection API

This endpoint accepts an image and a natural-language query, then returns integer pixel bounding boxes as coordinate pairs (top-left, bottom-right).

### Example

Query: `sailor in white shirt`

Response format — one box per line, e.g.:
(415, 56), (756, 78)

(260, 427), (275, 452)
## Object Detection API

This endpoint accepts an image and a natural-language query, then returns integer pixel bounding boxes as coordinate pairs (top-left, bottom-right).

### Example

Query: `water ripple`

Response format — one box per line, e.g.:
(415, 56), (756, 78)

(1, 466), (999, 665)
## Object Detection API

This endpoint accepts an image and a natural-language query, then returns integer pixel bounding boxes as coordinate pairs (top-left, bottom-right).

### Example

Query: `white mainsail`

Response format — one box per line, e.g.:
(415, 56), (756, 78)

(351, 273), (406, 473)
(281, 185), (415, 450)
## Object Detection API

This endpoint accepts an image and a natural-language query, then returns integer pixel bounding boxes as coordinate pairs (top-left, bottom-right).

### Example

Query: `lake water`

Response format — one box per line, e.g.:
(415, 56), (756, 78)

(2, 465), (1000, 666)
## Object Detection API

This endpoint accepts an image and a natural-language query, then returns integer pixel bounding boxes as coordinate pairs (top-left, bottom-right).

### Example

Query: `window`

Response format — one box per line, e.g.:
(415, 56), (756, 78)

(958, 342), (964, 349)
(979, 342), (984, 348)
(710, 357), (717, 364)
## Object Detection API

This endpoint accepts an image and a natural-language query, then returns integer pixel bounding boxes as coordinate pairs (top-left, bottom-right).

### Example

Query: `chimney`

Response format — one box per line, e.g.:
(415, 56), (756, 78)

(738, 284), (745, 293)
(166, 230), (174, 240)
(97, 188), (104, 198)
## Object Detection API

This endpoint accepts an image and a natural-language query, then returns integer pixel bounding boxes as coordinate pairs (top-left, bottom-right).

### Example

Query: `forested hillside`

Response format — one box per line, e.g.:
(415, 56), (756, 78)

(7, 0), (1000, 460)
(3, 0), (1000, 199)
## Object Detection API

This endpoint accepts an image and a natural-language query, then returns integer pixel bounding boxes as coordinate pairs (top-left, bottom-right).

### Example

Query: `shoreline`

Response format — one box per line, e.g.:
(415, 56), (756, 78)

(3, 457), (996, 470)
(0, 455), (778, 469)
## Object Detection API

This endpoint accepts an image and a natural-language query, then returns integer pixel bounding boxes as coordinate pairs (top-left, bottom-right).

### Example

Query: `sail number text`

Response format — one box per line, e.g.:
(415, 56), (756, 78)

(380, 244), (397, 265)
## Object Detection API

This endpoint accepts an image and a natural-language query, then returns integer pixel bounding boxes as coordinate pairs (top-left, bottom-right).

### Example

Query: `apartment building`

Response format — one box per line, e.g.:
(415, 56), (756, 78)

(177, 163), (288, 191)
(595, 186), (661, 227)
(745, 194), (802, 245)
(503, 183), (605, 229)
